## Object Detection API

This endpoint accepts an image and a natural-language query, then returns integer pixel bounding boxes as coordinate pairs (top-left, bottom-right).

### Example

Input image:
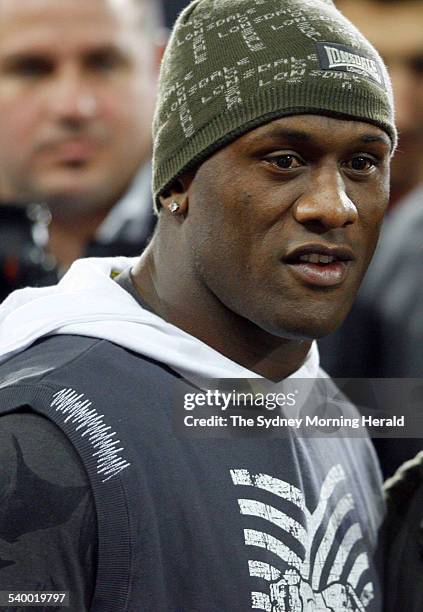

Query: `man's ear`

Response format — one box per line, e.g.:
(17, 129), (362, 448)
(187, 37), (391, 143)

(158, 168), (197, 217)
(153, 33), (167, 71)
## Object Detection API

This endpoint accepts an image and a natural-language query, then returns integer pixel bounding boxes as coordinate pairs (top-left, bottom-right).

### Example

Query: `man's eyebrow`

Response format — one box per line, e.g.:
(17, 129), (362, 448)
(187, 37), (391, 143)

(360, 133), (391, 147)
(84, 44), (123, 55)
(247, 128), (391, 148)
(247, 128), (312, 144)
(0, 52), (54, 71)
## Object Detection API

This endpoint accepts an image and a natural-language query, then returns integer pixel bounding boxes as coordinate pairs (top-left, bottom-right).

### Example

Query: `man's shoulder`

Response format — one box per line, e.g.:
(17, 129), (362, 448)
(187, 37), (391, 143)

(0, 411), (90, 487)
(385, 450), (423, 516)
(0, 335), (105, 388)
(383, 450), (423, 606)
(0, 334), (180, 394)
(314, 369), (360, 414)
(0, 409), (97, 610)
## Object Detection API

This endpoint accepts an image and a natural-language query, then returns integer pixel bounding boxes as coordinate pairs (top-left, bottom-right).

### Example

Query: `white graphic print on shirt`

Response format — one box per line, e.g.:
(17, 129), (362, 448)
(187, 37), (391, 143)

(231, 465), (373, 611)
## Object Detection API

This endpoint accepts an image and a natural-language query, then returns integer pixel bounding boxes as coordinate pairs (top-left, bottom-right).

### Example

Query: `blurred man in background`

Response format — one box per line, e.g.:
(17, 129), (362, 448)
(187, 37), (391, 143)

(320, 0), (423, 476)
(0, 0), (163, 272)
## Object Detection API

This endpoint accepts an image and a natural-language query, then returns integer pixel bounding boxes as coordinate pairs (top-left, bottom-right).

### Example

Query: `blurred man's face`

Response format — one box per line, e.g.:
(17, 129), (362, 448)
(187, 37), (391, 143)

(0, 0), (158, 215)
(338, 0), (423, 198)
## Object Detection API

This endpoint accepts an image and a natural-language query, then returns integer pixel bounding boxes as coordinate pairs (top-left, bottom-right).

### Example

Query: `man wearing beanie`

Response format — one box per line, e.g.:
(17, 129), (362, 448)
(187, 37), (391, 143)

(0, 0), (395, 610)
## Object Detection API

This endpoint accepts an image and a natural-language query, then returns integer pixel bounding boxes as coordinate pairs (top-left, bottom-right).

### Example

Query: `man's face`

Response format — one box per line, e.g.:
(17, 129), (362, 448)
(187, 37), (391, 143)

(0, 0), (157, 213)
(183, 115), (390, 340)
(338, 0), (423, 194)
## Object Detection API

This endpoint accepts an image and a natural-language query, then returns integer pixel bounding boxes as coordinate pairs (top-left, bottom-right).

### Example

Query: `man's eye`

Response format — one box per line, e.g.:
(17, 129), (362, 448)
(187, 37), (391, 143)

(344, 156), (376, 173)
(5, 57), (52, 78)
(409, 54), (423, 77)
(265, 154), (303, 170)
(86, 52), (125, 73)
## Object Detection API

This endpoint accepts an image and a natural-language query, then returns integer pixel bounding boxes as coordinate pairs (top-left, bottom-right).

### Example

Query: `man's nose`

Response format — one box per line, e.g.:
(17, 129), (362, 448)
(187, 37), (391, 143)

(46, 66), (97, 124)
(293, 167), (358, 230)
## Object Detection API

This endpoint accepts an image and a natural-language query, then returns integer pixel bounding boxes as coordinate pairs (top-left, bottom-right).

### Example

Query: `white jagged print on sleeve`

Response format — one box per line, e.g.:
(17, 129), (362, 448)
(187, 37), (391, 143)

(231, 465), (374, 611)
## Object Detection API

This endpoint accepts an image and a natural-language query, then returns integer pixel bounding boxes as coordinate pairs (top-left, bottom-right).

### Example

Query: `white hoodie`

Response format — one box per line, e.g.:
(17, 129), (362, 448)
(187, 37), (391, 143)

(0, 257), (320, 386)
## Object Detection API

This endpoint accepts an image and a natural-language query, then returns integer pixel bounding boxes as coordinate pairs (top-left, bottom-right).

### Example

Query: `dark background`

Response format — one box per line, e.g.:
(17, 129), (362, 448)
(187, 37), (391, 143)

(163, 1), (190, 28)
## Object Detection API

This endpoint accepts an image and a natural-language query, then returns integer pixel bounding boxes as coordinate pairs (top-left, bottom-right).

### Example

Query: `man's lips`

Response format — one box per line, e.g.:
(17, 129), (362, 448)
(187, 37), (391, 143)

(283, 243), (356, 288)
(54, 141), (97, 161)
(39, 139), (101, 164)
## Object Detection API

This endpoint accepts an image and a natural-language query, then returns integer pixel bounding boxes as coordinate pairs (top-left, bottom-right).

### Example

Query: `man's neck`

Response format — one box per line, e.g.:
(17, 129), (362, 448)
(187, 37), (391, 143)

(132, 250), (312, 382)
(48, 208), (110, 270)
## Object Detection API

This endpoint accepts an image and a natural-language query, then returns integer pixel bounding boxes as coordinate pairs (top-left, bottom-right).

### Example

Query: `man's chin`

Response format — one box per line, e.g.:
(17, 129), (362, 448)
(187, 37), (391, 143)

(260, 310), (352, 342)
(36, 181), (116, 218)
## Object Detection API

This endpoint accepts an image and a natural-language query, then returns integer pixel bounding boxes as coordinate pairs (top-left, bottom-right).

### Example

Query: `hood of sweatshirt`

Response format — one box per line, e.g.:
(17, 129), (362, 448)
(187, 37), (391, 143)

(0, 257), (321, 386)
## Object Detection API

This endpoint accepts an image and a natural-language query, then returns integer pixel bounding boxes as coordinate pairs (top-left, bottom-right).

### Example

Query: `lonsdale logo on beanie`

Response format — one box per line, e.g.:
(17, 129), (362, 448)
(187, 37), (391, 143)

(317, 42), (386, 87)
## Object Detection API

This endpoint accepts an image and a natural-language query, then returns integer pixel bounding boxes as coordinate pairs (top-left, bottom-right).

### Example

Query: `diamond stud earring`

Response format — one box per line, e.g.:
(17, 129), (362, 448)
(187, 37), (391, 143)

(169, 201), (180, 214)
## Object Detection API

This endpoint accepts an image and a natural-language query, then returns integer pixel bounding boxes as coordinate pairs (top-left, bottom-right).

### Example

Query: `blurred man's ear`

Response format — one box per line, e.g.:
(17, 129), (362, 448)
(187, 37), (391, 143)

(153, 29), (168, 70)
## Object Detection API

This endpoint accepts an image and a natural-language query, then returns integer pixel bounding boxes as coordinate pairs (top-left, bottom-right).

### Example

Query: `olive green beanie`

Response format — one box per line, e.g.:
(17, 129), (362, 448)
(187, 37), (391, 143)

(152, 0), (396, 208)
